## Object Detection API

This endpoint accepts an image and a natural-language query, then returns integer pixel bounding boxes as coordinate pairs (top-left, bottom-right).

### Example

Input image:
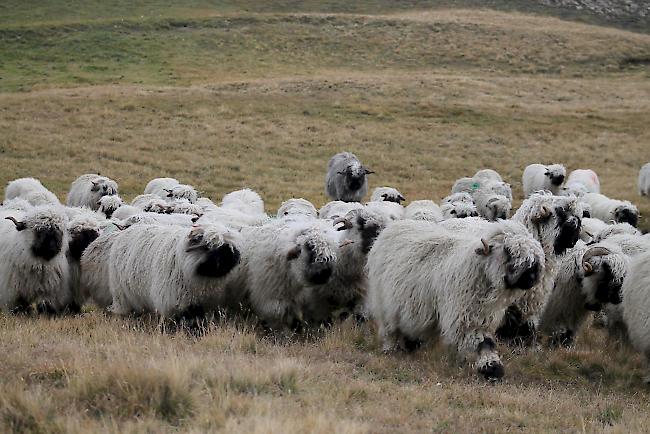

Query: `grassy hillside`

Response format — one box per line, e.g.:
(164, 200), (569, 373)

(1, 1), (650, 432)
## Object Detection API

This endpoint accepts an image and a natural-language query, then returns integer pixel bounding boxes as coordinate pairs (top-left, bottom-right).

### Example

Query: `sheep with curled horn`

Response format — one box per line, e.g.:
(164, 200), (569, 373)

(106, 222), (243, 320)
(66, 174), (119, 210)
(370, 187), (406, 205)
(242, 218), (340, 330)
(325, 152), (374, 202)
(443, 193), (583, 346)
(581, 192), (639, 228)
(366, 219), (544, 380)
(5, 177), (61, 207)
(298, 208), (387, 324)
(539, 242), (628, 347)
(0, 205), (71, 314)
(522, 163), (566, 197)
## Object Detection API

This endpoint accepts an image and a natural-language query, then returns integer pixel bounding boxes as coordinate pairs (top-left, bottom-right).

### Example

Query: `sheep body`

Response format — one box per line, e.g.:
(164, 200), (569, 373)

(639, 163), (650, 196)
(370, 187), (405, 204)
(66, 174), (118, 210)
(440, 193), (478, 219)
(97, 195), (124, 219)
(403, 200), (443, 222)
(364, 201), (404, 223)
(107, 223), (243, 317)
(221, 188), (265, 215)
(473, 191), (511, 221)
(5, 178), (60, 207)
(566, 169), (600, 194)
(582, 193), (639, 227)
(325, 152), (372, 202)
(0, 206), (71, 312)
(539, 241), (628, 346)
(522, 164), (566, 197)
(277, 198), (318, 220)
(319, 201), (364, 220)
(367, 219), (544, 378)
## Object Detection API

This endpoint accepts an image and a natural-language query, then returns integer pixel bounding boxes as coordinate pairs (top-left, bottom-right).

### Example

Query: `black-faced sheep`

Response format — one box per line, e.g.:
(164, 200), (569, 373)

(582, 192), (639, 228)
(0, 205), (71, 313)
(66, 174), (118, 210)
(522, 164), (566, 197)
(325, 152), (373, 202)
(366, 219), (544, 379)
(539, 242), (628, 346)
(107, 223), (242, 319)
(370, 187), (405, 204)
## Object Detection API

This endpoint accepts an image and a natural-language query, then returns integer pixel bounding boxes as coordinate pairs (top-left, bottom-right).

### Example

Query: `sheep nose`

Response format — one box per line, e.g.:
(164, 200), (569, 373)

(307, 263), (333, 285)
(552, 175), (565, 186)
(515, 264), (539, 290)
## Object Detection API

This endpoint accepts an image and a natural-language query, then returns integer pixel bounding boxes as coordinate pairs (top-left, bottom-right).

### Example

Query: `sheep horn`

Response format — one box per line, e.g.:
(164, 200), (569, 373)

(364, 168), (375, 175)
(583, 261), (593, 274)
(532, 205), (552, 223)
(5, 216), (26, 231)
(480, 238), (491, 255)
(582, 246), (611, 274)
(333, 217), (353, 231)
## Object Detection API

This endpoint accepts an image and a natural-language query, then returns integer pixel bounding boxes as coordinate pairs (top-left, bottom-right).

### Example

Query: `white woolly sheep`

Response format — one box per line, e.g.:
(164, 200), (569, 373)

(97, 195), (124, 219)
(0, 205), (71, 313)
(107, 223), (243, 319)
(277, 198), (318, 220)
(364, 201), (404, 223)
(319, 201), (364, 220)
(300, 208), (387, 324)
(167, 198), (204, 217)
(198, 207), (270, 230)
(522, 164), (566, 197)
(403, 200), (443, 222)
(451, 177), (478, 195)
(244, 218), (340, 330)
(370, 187), (406, 205)
(196, 197), (219, 213)
(144, 177), (198, 203)
(366, 219), (544, 379)
(5, 177), (60, 207)
(325, 152), (373, 202)
(474, 169), (503, 182)
(580, 217), (609, 242)
(539, 241), (628, 346)
(496, 193), (582, 344)
(79, 229), (122, 309)
(120, 212), (195, 228)
(66, 174), (118, 210)
(620, 250), (650, 382)
(582, 192), (639, 227)
(473, 191), (511, 221)
(440, 193), (479, 219)
(131, 194), (171, 214)
(221, 188), (265, 215)
(110, 204), (141, 221)
(639, 163), (650, 196)
(565, 169), (600, 195)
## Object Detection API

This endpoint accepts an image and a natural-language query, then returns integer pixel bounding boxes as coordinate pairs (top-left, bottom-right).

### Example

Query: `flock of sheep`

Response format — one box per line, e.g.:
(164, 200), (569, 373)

(1, 154), (650, 381)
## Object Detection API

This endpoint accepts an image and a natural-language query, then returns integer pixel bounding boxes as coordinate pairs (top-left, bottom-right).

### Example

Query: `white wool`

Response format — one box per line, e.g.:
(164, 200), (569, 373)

(403, 200), (443, 222)
(319, 201), (364, 220)
(66, 174), (118, 210)
(522, 163), (566, 197)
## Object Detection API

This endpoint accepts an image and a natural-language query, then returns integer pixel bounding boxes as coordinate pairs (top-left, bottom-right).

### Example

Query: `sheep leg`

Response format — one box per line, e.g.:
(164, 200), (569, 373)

(378, 321), (403, 353)
(458, 331), (504, 380)
(9, 296), (33, 315)
(495, 304), (537, 347)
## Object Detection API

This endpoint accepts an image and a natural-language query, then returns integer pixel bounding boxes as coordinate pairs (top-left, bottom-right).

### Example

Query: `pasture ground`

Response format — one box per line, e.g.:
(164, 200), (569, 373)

(1, 1), (650, 432)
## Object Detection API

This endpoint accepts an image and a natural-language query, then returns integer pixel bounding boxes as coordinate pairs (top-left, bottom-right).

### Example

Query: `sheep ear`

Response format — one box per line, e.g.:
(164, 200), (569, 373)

(286, 245), (302, 261)
(5, 217), (26, 231)
(364, 168), (375, 175)
(398, 195), (406, 202)
(475, 239), (492, 256)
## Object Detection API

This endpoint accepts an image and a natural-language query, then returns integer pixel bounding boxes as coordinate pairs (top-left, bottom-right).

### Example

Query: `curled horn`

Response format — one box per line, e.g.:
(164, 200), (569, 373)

(5, 216), (26, 231)
(333, 217), (353, 231)
(582, 246), (611, 273)
(476, 238), (491, 256)
(532, 205), (552, 223)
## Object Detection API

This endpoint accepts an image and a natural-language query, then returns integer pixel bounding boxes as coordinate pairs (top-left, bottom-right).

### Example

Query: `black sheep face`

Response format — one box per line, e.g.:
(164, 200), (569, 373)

(68, 228), (100, 261)
(546, 171), (565, 186)
(504, 249), (541, 290)
(583, 260), (624, 310)
(357, 215), (383, 254)
(304, 243), (333, 285)
(615, 207), (638, 228)
(195, 243), (241, 278)
(32, 225), (64, 261)
(553, 206), (581, 255)
(339, 164), (372, 193)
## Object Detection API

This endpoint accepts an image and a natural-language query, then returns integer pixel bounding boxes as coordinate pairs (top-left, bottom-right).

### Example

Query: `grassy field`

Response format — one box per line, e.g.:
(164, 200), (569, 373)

(1, 1), (650, 432)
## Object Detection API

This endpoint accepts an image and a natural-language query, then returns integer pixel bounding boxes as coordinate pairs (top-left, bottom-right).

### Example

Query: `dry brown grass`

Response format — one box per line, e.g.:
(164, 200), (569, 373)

(1, 4), (650, 433)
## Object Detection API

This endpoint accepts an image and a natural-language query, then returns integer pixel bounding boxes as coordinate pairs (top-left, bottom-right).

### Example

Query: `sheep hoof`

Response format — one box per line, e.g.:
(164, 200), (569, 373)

(36, 301), (58, 316)
(478, 360), (505, 380)
(403, 337), (423, 352)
